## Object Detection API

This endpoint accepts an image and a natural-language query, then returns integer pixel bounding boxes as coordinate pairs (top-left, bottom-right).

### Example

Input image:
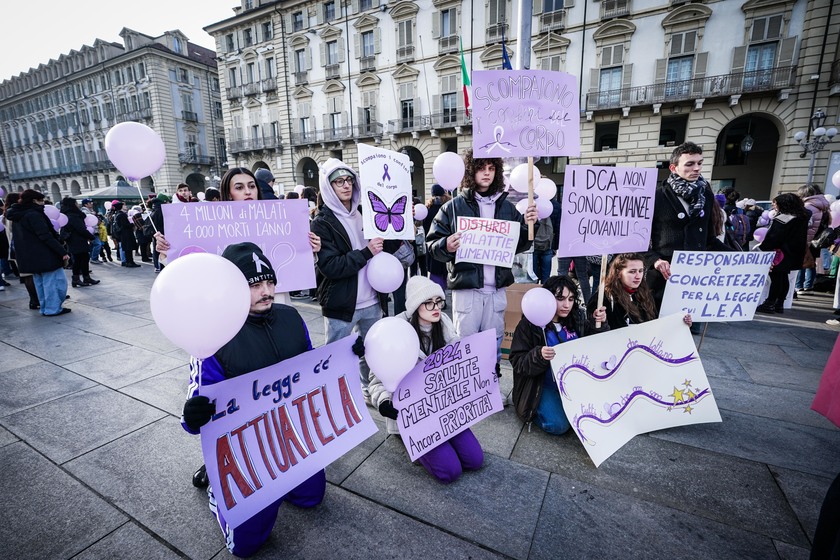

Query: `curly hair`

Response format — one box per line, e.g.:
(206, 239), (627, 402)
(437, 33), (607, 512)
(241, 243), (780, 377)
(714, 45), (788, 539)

(542, 275), (584, 334)
(460, 149), (505, 197)
(669, 142), (703, 165)
(603, 253), (657, 324)
(220, 167), (262, 202)
(773, 192), (808, 219)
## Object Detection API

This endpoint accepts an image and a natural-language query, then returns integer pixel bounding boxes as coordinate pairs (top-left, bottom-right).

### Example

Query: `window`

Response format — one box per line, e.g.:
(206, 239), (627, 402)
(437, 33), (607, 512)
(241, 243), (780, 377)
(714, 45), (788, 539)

(488, 0), (506, 25)
(131, 94), (140, 111)
(270, 121), (280, 139)
(601, 44), (623, 67)
(179, 68), (189, 83)
(300, 117), (310, 135)
(401, 99), (414, 128)
(126, 66), (135, 82)
(293, 11), (304, 32)
(215, 101), (223, 119)
(226, 34), (236, 51)
(262, 22), (273, 41)
(665, 56), (693, 97)
(182, 92), (194, 113)
(136, 62), (146, 79)
(540, 55), (562, 71)
(360, 0), (372, 10)
(173, 37), (182, 54)
(243, 28), (254, 47)
(658, 115), (688, 147)
(251, 124), (260, 140)
(670, 31), (696, 57)
(442, 92), (457, 124)
(598, 67), (622, 106)
(397, 20), (413, 47)
(113, 69), (123, 86)
(543, 0), (563, 12)
(212, 77), (220, 91)
(744, 43), (776, 88)
(595, 121), (619, 151)
(324, 1), (335, 22)
(245, 0), (254, 9)
(362, 31), (375, 57)
(246, 62), (256, 83)
(143, 92), (151, 109)
(751, 14), (783, 42)
(327, 41), (339, 65)
(441, 8), (456, 37)
(118, 98), (128, 115)
(265, 58), (275, 79)
(218, 138), (227, 160)
(228, 68), (238, 87)
(330, 112), (341, 131)
(295, 49), (306, 72)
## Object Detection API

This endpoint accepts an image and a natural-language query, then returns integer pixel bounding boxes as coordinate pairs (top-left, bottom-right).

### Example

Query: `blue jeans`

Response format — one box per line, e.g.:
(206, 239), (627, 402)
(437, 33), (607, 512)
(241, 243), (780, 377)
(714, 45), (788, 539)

(33, 267), (68, 315)
(324, 303), (382, 392)
(557, 256), (591, 304)
(89, 238), (103, 261)
(821, 249), (832, 272)
(795, 268), (815, 290)
(535, 372), (570, 435)
(532, 249), (554, 284)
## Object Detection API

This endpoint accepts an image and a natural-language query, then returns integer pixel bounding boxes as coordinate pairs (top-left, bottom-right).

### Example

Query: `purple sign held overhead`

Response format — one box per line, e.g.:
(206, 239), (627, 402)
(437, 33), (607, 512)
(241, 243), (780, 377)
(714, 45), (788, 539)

(161, 200), (315, 293)
(471, 70), (581, 158)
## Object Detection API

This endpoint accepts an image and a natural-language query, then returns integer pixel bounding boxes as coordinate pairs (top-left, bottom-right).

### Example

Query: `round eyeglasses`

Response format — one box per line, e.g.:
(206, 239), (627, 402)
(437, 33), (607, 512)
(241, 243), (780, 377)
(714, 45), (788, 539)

(422, 299), (446, 311)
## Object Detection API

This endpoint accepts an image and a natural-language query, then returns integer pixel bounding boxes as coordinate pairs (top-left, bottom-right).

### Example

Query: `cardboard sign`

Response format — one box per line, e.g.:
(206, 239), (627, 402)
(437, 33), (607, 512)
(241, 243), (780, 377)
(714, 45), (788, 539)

(161, 200), (315, 293)
(550, 314), (721, 467)
(659, 250), (775, 322)
(557, 165), (657, 257)
(394, 330), (502, 461)
(455, 216), (521, 268)
(358, 143), (414, 240)
(198, 337), (379, 529)
(471, 70), (581, 158)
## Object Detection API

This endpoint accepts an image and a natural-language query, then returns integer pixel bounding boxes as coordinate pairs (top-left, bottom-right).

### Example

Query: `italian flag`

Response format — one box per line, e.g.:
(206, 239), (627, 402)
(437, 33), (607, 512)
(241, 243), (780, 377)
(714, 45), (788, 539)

(460, 37), (471, 117)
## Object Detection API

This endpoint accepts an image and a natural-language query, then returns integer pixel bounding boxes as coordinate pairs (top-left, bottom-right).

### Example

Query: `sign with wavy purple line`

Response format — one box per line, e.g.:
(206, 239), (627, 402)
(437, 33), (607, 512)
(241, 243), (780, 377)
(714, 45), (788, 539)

(161, 200), (315, 293)
(659, 250), (775, 321)
(556, 165), (657, 257)
(550, 314), (721, 467)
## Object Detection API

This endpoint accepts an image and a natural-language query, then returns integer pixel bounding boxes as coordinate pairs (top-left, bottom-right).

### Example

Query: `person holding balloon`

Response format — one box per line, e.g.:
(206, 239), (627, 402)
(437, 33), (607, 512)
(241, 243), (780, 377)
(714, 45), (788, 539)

(368, 275), (484, 483)
(509, 276), (608, 434)
(59, 197), (100, 287)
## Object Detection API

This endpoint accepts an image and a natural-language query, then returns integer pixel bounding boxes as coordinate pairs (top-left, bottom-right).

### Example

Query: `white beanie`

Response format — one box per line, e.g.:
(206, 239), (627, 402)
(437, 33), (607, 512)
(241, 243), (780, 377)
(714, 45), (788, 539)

(404, 275), (445, 317)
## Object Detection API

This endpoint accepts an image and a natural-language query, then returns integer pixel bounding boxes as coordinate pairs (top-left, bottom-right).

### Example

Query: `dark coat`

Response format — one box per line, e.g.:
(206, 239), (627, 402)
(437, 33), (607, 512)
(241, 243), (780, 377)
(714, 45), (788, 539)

(257, 178), (278, 200)
(5, 202), (67, 274)
(60, 206), (94, 254)
(426, 192), (533, 291)
(150, 200), (165, 235)
(114, 211), (137, 251)
(758, 214), (809, 272)
(587, 292), (654, 330)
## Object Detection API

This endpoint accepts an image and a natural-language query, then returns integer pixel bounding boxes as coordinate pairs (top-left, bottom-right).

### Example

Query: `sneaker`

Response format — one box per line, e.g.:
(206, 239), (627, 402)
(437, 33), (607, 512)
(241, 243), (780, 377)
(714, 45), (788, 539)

(90, 259), (103, 265)
(192, 464), (209, 488)
(0, 285), (4, 291)
(826, 319), (840, 327)
(756, 303), (775, 314)
(290, 291), (309, 300)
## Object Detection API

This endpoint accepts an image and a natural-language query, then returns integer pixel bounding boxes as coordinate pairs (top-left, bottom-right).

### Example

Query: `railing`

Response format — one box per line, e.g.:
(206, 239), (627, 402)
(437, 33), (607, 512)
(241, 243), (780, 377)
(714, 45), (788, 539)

(388, 115), (433, 133)
(430, 110), (471, 128)
(439, 35), (459, 55)
(294, 71), (309, 85)
(263, 135), (282, 149)
(10, 163), (84, 180)
(356, 122), (383, 137)
(261, 78), (277, 92)
(228, 137), (282, 153)
(115, 109), (150, 123)
(601, 0), (629, 20)
(182, 110), (198, 122)
(486, 23), (509, 44)
(360, 56), (376, 72)
(178, 153), (214, 165)
(322, 125), (354, 142)
(244, 82), (261, 96)
(396, 45), (415, 63)
(325, 64), (341, 79)
(585, 66), (797, 111)
(81, 158), (113, 172)
(290, 131), (318, 145)
(226, 86), (242, 100)
(539, 10), (566, 33)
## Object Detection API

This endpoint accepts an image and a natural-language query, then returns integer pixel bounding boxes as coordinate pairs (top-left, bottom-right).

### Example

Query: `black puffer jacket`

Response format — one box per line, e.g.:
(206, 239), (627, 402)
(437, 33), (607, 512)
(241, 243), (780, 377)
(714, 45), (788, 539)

(426, 192), (532, 290)
(758, 213), (809, 272)
(114, 211), (137, 251)
(5, 202), (68, 273)
(59, 204), (94, 254)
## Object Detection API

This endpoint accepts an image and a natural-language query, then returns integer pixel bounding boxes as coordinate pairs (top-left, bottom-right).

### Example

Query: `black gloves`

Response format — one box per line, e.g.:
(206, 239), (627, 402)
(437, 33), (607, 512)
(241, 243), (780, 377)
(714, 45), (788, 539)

(183, 396), (215, 432)
(352, 335), (365, 357)
(495, 363), (502, 379)
(378, 400), (399, 420)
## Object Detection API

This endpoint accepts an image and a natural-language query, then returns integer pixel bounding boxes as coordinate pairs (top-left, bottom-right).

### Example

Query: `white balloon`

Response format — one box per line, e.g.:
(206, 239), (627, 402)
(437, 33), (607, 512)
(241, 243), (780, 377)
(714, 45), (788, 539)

(535, 178), (557, 201)
(196, 192), (206, 201)
(104, 201), (113, 210)
(536, 197), (553, 220)
(413, 203), (428, 222)
(366, 252), (404, 293)
(509, 163), (541, 193)
(432, 152), (466, 191)
(364, 317), (421, 392)
(515, 199), (529, 215)
(825, 194), (836, 203)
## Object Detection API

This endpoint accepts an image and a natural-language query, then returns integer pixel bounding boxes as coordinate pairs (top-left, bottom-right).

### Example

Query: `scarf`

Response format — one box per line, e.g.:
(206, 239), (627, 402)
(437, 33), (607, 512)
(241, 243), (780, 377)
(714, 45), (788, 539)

(667, 172), (707, 219)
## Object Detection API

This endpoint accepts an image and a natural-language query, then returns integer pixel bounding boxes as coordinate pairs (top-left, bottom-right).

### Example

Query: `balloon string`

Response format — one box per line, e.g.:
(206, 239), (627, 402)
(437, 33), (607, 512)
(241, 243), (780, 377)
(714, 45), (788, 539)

(132, 179), (159, 234)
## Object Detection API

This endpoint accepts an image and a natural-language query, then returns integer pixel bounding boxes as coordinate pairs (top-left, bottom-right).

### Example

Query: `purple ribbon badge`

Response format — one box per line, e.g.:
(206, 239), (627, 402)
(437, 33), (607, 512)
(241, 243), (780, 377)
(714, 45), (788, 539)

(382, 164), (391, 181)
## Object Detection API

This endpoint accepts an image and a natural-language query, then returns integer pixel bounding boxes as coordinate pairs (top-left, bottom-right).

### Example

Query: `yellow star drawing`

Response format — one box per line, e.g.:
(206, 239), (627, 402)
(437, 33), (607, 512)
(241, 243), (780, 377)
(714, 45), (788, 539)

(686, 389), (697, 401)
(683, 379), (692, 387)
(670, 386), (685, 404)
(683, 405), (693, 414)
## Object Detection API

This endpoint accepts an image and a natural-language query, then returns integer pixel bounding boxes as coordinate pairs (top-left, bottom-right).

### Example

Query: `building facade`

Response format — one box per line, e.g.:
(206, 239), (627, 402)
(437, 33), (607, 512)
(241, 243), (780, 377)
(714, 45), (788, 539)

(0, 28), (226, 199)
(206, 0), (839, 200)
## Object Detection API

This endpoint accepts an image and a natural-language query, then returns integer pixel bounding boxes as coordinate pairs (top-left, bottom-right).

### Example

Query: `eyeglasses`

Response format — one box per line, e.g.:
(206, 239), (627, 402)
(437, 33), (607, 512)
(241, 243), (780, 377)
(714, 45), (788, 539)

(332, 176), (354, 187)
(422, 299), (446, 311)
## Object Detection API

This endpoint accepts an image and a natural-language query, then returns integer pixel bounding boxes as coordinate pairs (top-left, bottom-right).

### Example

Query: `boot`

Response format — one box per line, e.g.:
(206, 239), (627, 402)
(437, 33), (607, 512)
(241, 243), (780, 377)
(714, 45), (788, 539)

(82, 275), (100, 286)
(71, 275), (87, 288)
(756, 299), (775, 314)
(773, 299), (785, 314)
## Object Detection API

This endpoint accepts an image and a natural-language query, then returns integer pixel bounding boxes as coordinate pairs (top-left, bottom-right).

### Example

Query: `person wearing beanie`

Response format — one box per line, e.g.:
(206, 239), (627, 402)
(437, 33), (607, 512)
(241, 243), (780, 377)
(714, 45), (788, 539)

(254, 168), (278, 200)
(367, 275), (483, 483)
(80, 198), (94, 215)
(179, 241), (325, 557)
(5, 189), (71, 315)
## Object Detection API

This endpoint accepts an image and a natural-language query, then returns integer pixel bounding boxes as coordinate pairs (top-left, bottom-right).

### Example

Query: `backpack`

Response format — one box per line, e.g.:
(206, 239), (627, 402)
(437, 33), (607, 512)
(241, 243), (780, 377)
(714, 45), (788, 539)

(142, 215), (155, 238)
(729, 209), (750, 247)
(109, 215), (121, 237)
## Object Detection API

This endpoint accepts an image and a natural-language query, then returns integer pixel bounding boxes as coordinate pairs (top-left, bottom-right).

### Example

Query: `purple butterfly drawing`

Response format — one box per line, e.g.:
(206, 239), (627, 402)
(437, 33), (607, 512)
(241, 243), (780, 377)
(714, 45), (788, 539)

(368, 191), (408, 233)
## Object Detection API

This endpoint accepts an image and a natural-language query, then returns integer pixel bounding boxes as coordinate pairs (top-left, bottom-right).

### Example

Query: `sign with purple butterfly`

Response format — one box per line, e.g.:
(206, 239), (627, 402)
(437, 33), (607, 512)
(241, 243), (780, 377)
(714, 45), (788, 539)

(358, 143), (414, 240)
(557, 165), (657, 258)
(471, 70), (581, 158)
(161, 200), (315, 293)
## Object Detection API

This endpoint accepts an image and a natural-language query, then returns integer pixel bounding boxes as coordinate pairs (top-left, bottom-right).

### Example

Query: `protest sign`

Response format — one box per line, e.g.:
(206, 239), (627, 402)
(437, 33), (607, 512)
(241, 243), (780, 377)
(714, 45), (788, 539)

(358, 143), (413, 240)
(199, 336), (379, 529)
(455, 216), (521, 268)
(394, 330), (502, 461)
(551, 314), (721, 467)
(557, 165), (657, 257)
(471, 70), (580, 158)
(659, 250), (775, 322)
(161, 200), (315, 293)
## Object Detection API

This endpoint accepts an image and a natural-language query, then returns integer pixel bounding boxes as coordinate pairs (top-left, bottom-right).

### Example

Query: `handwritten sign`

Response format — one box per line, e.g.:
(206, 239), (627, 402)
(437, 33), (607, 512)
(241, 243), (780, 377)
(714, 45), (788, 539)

(199, 337), (379, 529)
(161, 200), (315, 293)
(551, 314), (721, 467)
(455, 216), (521, 268)
(358, 143), (413, 240)
(659, 250), (775, 322)
(394, 330), (501, 461)
(557, 165), (657, 257)
(471, 70), (580, 158)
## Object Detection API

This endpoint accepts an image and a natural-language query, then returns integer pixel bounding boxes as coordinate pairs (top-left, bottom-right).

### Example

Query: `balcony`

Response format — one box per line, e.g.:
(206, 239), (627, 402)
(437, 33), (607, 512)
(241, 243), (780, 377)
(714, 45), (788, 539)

(585, 66), (796, 111)
(325, 64), (341, 79)
(430, 110), (471, 129)
(261, 78), (277, 92)
(290, 130), (318, 145)
(486, 23), (509, 45)
(263, 135), (282, 149)
(226, 86), (242, 100)
(81, 158), (113, 172)
(182, 110), (198, 122)
(601, 0), (630, 20)
(388, 115), (433, 134)
(396, 45), (415, 63)
(322, 125), (354, 142)
(360, 56), (376, 73)
(439, 35), (459, 55)
(356, 121), (383, 138)
(539, 10), (566, 33)
(244, 82), (261, 96)
(179, 153), (214, 165)
(228, 137), (282, 154)
(294, 71), (309, 86)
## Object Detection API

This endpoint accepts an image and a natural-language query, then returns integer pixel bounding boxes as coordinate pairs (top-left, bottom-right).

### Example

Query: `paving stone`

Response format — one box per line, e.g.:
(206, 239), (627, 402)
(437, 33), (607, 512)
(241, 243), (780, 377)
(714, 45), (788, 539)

(0, 342), (42, 373)
(711, 377), (835, 430)
(240, 485), (505, 560)
(770, 466), (834, 542)
(529, 474), (779, 560)
(699, 353), (753, 381)
(740, 359), (825, 392)
(0, 442), (126, 559)
(774, 540), (812, 560)
(780, 344), (832, 370)
(650, 410), (840, 478)
(66, 417), (223, 560)
(702, 322), (801, 347)
(0, 425), (17, 448)
(0, 361), (95, 417)
(48, 301), (152, 335)
(697, 336), (797, 366)
(325, 418), (387, 484)
(64, 346), (183, 389)
(511, 428), (808, 546)
(108, 298), (154, 319)
(790, 326), (840, 351)
(0, 320), (131, 365)
(2, 385), (166, 464)
(342, 436), (548, 559)
(72, 522), (182, 560)
(109, 323), (178, 353)
(470, 405), (524, 459)
(121, 365), (190, 417)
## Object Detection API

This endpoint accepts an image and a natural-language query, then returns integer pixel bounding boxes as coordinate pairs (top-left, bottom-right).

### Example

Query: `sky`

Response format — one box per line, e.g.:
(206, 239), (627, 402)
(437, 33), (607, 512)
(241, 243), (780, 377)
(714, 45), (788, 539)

(0, 0), (239, 81)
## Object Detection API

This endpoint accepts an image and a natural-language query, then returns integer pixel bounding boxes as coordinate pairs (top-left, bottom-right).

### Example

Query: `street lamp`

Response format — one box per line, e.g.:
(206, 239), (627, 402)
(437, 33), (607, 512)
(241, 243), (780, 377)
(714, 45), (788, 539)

(794, 108), (838, 185)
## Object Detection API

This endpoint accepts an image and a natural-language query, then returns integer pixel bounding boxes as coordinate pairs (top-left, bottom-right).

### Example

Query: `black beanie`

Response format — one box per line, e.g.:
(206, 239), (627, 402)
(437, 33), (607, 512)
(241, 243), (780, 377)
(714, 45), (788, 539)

(221, 242), (276, 286)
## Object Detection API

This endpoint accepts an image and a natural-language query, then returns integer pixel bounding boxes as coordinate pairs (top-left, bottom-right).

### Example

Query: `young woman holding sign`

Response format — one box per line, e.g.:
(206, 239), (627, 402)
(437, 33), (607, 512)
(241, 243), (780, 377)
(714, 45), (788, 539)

(509, 275), (608, 435)
(368, 275), (484, 483)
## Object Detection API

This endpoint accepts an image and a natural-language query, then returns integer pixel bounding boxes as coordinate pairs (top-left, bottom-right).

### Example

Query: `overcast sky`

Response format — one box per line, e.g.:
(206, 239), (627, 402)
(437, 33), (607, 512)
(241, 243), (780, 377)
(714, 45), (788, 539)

(1, 0), (238, 81)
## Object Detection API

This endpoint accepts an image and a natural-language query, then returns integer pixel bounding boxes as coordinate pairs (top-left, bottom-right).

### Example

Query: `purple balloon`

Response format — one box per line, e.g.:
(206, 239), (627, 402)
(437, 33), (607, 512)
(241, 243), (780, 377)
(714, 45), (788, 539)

(433, 152), (465, 191)
(84, 214), (98, 227)
(366, 252), (404, 293)
(105, 122), (166, 181)
(149, 253), (251, 358)
(522, 287), (557, 328)
(44, 205), (60, 220)
(50, 219), (60, 231)
(752, 227), (768, 243)
(86, 226), (95, 234)
(413, 203), (428, 222)
(515, 199), (529, 215)
(833, 169), (840, 190)
(57, 213), (69, 227)
(536, 197), (553, 220)
(364, 317), (421, 392)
